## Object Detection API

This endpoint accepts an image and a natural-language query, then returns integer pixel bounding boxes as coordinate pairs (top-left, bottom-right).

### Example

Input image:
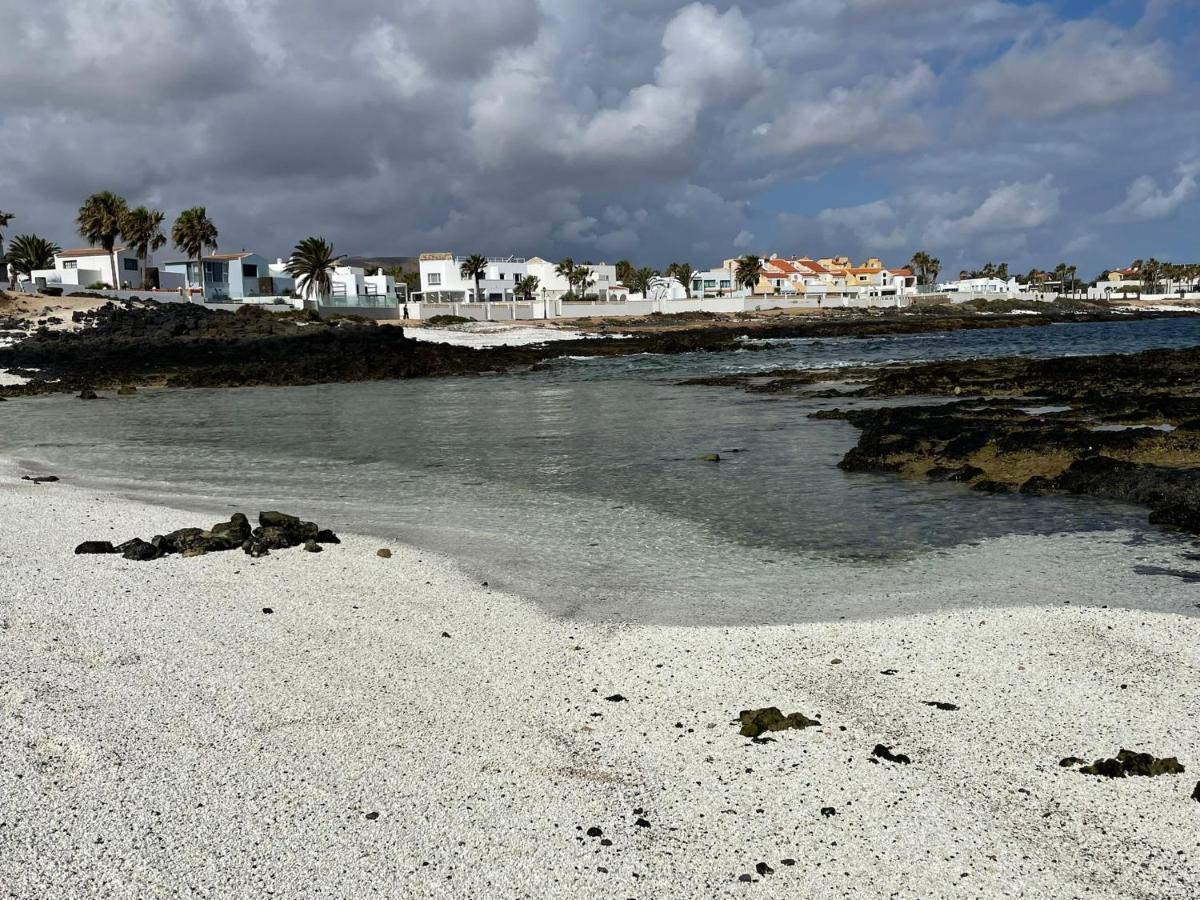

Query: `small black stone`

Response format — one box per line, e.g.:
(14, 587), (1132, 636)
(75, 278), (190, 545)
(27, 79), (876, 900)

(781, 858), (796, 866)
(605, 694), (627, 703)
(634, 818), (650, 828)
(872, 744), (912, 765)
(880, 669), (898, 675)
(755, 862), (774, 876)
(262, 608), (273, 614)
(365, 811), (379, 820)
(586, 826), (602, 837)
(821, 807), (836, 818)
(1192, 781), (1200, 803)
(738, 874), (753, 883)
(600, 839), (612, 847)
(441, 631), (451, 638)
(923, 701), (960, 711)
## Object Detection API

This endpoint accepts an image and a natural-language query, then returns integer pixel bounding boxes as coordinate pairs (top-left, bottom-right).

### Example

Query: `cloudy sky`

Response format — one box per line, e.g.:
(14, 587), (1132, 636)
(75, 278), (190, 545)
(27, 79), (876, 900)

(1, 0), (1197, 276)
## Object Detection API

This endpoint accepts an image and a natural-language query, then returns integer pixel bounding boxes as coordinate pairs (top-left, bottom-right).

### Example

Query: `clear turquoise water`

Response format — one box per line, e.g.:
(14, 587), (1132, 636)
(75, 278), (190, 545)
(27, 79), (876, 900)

(4, 317), (1199, 623)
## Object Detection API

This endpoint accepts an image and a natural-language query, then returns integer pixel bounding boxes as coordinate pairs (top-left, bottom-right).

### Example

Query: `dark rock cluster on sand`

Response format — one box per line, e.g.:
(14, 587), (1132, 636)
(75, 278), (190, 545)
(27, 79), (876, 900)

(74, 511), (340, 560)
(738, 707), (822, 738)
(1062, 749), (1186, 779)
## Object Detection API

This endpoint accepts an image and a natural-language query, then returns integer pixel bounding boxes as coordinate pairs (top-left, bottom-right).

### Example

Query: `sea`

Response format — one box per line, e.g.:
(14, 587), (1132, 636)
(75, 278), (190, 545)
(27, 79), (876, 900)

(4, 316), (1200, 624)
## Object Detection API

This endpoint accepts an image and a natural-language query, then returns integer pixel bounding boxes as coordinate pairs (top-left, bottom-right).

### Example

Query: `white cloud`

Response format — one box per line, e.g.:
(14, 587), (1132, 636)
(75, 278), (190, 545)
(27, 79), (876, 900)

(1107, 160), (1200, 221)
(816, 200), (908, 249)
(972, 20), (1171, 120)
(752, 64), (936, 157)
(925, 177), (1061, 244)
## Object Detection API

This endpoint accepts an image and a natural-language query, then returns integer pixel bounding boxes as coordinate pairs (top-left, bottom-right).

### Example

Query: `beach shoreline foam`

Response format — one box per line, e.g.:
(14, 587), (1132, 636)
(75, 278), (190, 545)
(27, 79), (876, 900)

(2, 467), (1199, 897)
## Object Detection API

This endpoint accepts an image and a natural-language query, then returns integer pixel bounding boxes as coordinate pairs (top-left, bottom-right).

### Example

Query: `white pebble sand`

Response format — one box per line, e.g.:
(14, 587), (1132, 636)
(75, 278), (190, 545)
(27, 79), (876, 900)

(2, 472), (1198, 898)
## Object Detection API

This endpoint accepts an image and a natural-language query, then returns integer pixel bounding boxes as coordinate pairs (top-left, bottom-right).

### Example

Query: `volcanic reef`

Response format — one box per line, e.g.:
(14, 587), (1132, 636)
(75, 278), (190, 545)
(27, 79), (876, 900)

(0, 297), (1173, 396)
(685, 345), (1200, 537)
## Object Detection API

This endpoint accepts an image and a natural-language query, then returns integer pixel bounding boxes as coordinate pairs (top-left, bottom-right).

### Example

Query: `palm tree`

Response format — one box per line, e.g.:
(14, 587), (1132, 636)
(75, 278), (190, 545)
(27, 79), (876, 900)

(574, 263), (595, 298)
(459, 254), (488, 303)
(515, 275), (539, 302)
(627, 267), (657, 297)
(284, 237), (344, 306)
(5, 234), (60, 280)
(615, 260), (634, 287)
(909, 251), (941, 286)
(171, 207), (219, 296)
(76, 191), (129, 289)
(735, 255), (764, 296)
(120, 206), (166, 289)
(0, 209), (13, 258)
(555, 257), (577, 297)
(1141, 258), (1161, 295)
(667, 262), (694, 298)
(0, 210), (13, 289)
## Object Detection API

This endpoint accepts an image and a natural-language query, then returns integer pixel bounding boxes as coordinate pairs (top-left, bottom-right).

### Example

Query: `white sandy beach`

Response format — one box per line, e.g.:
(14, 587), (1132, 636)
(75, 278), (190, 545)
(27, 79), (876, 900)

(406, 322), (618, 347)
(2, 468), (1199, 898)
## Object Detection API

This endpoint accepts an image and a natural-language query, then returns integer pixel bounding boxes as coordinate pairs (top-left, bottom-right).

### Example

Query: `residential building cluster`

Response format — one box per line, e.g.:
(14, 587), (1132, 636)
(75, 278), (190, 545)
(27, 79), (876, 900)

(31, 241), (1192, 323)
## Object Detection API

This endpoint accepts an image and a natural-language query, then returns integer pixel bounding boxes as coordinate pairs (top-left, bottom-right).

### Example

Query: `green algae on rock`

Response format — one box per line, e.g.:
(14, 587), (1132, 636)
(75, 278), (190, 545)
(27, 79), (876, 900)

(738, 707), (822, 739)
(1071, 749), (1186, 778)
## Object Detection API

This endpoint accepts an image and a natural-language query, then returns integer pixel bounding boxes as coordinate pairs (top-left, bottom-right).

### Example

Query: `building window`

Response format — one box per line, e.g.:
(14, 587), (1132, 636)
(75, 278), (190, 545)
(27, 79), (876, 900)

(124, 257), (139, 272)
(428, 273), (442, 286)
(63, 260), (78, 270)
(242, 263), (257, 278)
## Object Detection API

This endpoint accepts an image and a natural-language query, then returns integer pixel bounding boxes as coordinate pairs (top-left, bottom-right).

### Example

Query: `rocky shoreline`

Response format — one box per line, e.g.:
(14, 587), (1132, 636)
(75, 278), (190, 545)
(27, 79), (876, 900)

(0, 297), (1184, 397)
(688, 345), (1200, 537)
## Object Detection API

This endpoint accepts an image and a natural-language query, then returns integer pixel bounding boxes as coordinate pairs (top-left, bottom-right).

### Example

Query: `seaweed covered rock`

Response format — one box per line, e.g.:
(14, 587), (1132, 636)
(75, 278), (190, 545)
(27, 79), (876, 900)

(738, 707), (822, 739)
(1072, 749), (1185, 778)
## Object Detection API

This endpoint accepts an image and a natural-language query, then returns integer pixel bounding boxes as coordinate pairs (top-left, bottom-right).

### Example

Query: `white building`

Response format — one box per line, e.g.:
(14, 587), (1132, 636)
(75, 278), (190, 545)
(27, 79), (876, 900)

(936, 276), (1022, 296)
(35, 246), (146, 289)
(161, 252), (289, 301)
(525, 258), (620, 299)
(691, 267), (736, 297)
(644, 276), (689, 301)
(418, 253), (528, 302)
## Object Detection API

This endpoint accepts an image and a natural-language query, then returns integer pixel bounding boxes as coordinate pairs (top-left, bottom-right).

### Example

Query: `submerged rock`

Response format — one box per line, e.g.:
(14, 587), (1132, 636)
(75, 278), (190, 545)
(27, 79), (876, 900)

(738, 707), (822, 739)
(1075, 749), (1185, 778)
(117, 385), (138, 395)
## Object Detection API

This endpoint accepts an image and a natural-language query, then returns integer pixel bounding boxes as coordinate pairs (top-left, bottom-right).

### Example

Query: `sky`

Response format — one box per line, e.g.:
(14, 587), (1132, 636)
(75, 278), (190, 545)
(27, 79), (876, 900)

(0, 0), (1197, 277)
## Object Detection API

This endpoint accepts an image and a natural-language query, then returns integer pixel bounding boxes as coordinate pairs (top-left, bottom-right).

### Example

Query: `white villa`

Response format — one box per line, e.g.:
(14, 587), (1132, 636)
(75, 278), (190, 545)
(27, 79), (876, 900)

(936, 276), (1022, 296)
(160, 252), (294, 301)
(418, 253), (529, 303)
(274, 263), (404, 308)
(525, 257), (620, 300)
(32, 246), (146, 290)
